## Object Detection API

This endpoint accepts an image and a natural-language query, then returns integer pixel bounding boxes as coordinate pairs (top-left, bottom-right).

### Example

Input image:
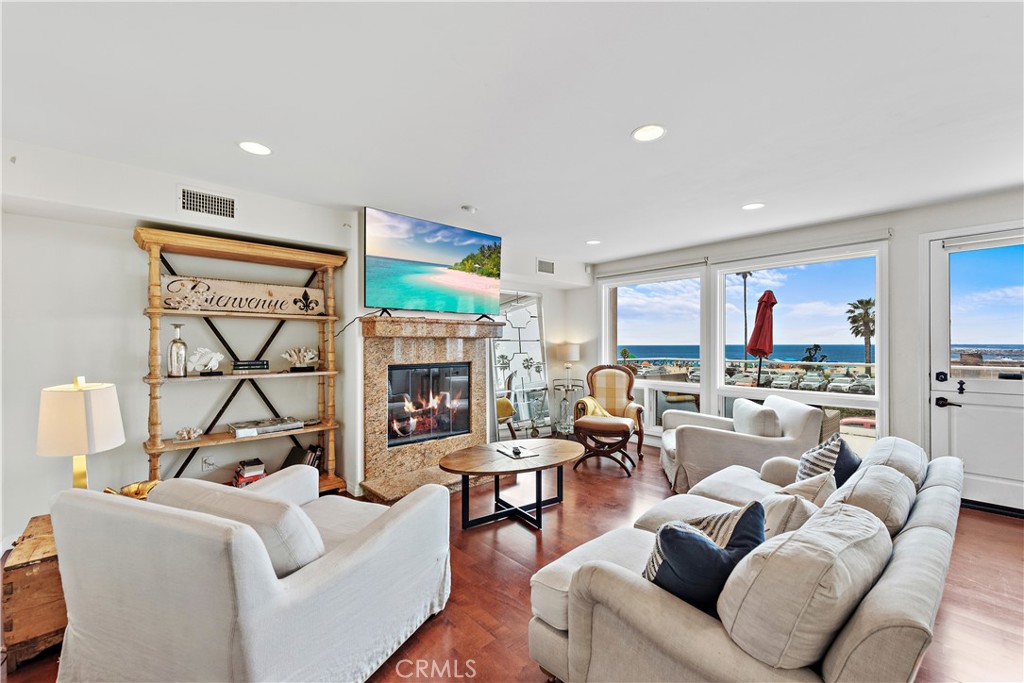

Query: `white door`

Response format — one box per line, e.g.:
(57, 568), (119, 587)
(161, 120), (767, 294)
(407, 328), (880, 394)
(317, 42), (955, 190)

(929, 226), (1024, 509)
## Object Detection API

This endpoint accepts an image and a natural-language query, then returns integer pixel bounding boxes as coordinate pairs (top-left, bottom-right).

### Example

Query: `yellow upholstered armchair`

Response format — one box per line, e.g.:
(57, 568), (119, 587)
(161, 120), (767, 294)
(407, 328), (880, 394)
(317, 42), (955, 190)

(572, 365), (645, 474)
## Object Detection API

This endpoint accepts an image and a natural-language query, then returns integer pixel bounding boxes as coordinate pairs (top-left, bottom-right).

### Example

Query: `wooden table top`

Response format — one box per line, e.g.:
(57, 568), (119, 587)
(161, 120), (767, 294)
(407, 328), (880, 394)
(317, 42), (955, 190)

(439, 439), (584, 476)
(5, 515), (56, 570)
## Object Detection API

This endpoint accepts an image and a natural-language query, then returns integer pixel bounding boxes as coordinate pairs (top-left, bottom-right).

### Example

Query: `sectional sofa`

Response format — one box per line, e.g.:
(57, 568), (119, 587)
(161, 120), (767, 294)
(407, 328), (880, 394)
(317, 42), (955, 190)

(529, 437), (963, 682)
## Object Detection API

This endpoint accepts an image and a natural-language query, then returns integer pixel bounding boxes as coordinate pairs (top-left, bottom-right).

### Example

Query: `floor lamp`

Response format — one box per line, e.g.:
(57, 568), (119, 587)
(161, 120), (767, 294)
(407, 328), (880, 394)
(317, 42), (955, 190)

(37, 376), (125, 489)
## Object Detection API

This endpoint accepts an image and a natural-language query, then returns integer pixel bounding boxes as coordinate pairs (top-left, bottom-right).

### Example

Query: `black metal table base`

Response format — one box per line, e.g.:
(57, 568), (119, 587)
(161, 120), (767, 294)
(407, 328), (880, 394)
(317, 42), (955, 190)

(460, 466), (564, 530)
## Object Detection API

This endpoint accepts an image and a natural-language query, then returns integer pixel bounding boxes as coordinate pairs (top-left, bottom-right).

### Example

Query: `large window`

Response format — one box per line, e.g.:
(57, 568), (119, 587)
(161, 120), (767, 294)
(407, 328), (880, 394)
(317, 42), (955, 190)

(723, 255), (878, 396)
(600, 242), (886, 437)
(605, 271), (702, 430)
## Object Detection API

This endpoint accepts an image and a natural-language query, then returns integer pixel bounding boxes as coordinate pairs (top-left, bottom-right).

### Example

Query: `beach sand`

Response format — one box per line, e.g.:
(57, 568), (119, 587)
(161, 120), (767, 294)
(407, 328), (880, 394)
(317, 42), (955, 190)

(426, 268), (500, 295)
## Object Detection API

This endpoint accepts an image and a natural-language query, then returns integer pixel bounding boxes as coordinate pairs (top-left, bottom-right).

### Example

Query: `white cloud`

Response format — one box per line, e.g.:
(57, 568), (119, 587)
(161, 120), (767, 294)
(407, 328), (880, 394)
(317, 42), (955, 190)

(725, 270), (788, 300)
(952, 286), (1024, 312)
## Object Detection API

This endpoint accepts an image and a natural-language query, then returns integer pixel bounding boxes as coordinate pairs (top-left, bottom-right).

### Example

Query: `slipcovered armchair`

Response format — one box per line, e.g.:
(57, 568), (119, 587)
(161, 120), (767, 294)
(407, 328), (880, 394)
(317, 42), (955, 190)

(660, 395), (823, 493)
(50, 466), (451, 682)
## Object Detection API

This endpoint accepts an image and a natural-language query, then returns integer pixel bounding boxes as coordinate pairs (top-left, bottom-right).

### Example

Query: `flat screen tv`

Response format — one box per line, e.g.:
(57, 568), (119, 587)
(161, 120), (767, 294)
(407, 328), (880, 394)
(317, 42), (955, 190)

(363, 207), (502, 315)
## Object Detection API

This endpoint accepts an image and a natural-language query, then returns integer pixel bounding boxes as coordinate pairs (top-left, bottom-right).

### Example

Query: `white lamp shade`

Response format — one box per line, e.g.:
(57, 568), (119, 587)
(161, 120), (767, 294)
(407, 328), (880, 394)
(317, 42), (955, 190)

(562, 343), (581, 362)
(37, 382), (125, 456)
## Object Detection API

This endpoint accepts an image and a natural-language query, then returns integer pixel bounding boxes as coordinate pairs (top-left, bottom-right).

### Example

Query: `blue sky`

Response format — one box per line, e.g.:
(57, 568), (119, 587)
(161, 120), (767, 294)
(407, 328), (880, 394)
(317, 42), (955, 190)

(365, 207), (500, 266)
(617, 257), (878, 346)
(949, 244), (1024, 345)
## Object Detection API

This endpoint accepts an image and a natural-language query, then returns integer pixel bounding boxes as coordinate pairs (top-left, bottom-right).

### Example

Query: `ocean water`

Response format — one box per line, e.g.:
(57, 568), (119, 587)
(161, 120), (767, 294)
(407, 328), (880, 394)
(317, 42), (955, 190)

(618, 344), (1024, 364)
(365, 255), (499, 315)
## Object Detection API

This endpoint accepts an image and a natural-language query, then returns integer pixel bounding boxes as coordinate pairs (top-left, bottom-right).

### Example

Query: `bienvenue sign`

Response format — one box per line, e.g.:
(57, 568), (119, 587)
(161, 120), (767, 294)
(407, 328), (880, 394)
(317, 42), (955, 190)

(161, 275), (325, 315)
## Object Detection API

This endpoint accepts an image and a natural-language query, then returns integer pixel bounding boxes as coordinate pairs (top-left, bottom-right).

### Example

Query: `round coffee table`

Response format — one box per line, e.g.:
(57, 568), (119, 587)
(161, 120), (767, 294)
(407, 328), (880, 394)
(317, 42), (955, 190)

(439, 439), (584, 530)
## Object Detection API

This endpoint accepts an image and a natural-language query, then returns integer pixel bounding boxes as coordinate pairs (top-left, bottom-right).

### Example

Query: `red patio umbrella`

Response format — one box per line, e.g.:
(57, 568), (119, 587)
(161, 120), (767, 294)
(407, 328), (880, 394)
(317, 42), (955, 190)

(746, 290), (777, 386)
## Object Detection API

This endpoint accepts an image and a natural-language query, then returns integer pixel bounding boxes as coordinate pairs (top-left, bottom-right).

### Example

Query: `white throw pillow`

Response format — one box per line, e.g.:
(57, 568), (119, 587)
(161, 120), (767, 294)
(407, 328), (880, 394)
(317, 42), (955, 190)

(781, 470), (836, 506)
(825, 464), (916, 536)
(150, 478), (324, 578)
(732, 399), (782, 437)
(718, 503), (892, 669)
(760, 493), (819, 538)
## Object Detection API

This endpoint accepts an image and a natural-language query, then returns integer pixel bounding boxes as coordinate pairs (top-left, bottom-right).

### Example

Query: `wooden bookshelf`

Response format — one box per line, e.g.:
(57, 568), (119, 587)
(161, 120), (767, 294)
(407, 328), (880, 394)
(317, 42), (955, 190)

(136, 227), (347, 492)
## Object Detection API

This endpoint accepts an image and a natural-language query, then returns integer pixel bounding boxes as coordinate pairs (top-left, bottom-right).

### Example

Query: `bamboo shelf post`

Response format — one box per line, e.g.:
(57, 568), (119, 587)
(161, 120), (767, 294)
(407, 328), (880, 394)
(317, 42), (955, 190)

(134, 228), (347, 492)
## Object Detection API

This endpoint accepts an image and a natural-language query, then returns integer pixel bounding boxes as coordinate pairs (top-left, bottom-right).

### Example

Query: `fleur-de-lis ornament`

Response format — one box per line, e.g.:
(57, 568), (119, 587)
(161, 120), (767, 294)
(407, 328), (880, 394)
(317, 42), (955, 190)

(293, 289), (320, 313)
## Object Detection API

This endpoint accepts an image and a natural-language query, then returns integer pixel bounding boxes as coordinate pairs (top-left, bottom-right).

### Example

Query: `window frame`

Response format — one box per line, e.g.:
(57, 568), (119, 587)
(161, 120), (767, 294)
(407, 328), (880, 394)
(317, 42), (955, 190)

(599, 265), (706, 437)
(598, 241), (889, 438)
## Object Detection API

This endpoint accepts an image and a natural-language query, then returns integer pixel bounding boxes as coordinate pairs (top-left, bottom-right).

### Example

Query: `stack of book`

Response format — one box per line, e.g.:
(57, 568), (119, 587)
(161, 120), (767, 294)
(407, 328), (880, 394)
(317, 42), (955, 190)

(232, 458), (266, 487)
(232, 359), (269, 374)
(283, 444), (324, 470)
(228, 416), (304, 438)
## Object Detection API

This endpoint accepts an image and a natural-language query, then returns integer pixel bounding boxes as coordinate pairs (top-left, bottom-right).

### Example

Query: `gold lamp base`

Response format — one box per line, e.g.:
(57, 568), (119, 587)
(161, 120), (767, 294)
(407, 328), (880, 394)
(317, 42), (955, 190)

(72, 454), (89, 489)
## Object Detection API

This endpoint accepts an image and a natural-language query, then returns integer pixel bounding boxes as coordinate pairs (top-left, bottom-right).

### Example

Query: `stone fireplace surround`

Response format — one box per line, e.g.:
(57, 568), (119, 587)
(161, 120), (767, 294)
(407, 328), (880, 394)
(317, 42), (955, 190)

(360, 316), (504, 504)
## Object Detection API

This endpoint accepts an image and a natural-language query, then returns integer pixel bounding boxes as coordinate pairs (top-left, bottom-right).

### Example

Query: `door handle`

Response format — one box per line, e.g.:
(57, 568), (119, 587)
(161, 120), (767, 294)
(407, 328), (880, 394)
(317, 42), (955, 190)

(935, 397), (962, 408)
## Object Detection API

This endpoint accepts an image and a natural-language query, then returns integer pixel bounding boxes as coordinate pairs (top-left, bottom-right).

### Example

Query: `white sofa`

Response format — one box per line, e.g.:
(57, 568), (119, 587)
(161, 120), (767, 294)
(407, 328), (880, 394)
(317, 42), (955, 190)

(529, 437), (963, 682)
(51, 466), (451, 683)
(660, 395), (824, 493)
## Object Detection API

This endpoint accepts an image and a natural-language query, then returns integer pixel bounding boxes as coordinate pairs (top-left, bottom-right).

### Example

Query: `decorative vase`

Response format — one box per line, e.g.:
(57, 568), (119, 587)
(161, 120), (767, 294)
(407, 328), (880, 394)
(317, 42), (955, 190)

(167, 324), (188, 377)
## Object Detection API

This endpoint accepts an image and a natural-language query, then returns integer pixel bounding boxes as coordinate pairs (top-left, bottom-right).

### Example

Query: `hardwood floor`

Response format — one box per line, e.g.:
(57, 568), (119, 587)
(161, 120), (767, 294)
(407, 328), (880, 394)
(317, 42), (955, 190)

(4, 445), (1022, 682)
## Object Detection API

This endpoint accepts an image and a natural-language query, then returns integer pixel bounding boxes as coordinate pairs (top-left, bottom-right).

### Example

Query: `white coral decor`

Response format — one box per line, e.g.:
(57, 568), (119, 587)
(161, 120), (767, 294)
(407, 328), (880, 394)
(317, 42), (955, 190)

(282, 346), (319, 367)
(187, 347), (225, 372)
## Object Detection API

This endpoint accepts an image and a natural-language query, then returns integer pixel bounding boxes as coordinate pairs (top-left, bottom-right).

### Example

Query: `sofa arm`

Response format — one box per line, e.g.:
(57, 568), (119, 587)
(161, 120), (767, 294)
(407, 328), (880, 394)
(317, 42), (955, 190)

(677, 427), (808, 489)
(760, 457), (801, 487)
(244, 465), (320, 507)
(662, 410), (734, 432)
(249, 484), (451, 681)
(567, 561), (819, 683)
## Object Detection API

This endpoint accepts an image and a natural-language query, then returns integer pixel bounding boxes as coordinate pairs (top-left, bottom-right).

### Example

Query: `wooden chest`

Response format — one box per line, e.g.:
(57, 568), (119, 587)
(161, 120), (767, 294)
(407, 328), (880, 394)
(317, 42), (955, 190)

(2, 515), (67, 672)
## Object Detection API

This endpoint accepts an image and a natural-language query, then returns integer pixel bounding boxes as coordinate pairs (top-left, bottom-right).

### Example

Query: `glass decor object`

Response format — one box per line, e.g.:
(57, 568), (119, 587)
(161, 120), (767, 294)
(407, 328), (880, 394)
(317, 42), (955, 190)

(167, 324), (188, 378)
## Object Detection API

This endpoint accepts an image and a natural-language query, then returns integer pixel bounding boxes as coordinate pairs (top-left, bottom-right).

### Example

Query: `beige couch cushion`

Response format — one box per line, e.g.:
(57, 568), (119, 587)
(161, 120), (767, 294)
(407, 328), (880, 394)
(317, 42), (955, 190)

(825, 464), (916, 536)
(717, 504), (892, 669)
(781, 469), (836, 506)
(688, 465), (780, 506)
(150, 478), (324, 578)
(760, 493), (819, 539)
(531, 528), (654, 631)
(860, 436), (929, 490)
(634, 494), (737, 533)
(733, 399), (782, 437)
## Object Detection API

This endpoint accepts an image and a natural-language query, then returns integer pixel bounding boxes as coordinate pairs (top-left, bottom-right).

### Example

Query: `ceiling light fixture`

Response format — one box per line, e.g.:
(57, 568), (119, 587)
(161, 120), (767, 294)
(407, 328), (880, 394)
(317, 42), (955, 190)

(460, 205), (478, 214)
(239, 141), (272, 156)
(742, 203), (766, 210)
(586, 240), (601, 246)
(631, 124), (666, 142)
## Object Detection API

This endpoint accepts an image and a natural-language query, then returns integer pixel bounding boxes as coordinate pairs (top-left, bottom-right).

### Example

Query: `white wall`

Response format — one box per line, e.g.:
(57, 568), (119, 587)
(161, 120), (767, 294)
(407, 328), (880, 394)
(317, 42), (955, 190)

(582, 188), (1024, 446)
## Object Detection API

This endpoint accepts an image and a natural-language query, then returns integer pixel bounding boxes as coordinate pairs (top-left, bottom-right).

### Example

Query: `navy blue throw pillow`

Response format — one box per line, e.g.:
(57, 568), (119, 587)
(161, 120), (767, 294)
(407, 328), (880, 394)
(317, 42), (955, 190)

(643, 502), (765, 617)
(833, 437), (863, 488)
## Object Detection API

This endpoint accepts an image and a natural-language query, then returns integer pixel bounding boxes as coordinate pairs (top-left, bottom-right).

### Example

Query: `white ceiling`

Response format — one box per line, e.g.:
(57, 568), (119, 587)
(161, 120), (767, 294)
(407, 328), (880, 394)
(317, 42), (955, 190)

(3, 2), (1022, 264)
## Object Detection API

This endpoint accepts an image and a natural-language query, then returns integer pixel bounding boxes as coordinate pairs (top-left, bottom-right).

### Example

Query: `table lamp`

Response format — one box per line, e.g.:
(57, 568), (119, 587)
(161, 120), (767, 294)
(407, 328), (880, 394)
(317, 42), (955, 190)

(37, 376), (125, 489)
(561, 343), (580, 382)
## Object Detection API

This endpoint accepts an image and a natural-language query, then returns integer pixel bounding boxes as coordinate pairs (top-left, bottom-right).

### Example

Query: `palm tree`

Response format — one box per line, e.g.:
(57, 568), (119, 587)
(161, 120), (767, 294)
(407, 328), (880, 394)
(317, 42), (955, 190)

(846, 298), (876, 365)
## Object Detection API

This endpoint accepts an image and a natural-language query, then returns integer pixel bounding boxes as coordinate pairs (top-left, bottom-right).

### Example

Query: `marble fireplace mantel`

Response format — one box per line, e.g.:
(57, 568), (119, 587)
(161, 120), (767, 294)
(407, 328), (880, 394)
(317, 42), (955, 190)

(360, 316), (504, 503)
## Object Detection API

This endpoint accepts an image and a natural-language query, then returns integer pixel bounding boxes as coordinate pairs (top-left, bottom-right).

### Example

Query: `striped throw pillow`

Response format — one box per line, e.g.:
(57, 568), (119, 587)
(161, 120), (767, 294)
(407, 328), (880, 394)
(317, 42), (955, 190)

(687, 501), (761, 548)
(796, 433), (843, 481)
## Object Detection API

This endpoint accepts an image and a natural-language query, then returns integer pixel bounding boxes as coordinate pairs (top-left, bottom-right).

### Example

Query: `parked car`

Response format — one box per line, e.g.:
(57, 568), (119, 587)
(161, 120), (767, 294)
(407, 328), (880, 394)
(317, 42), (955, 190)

(798, 373), (828, 391)
(772, 372), (799, 390)
(855, 373), (873, 382)
(689, 370), (701, 383)
(848, 380), (875, 395)
(726, 373), (756, 386)
(827, 377), (855, 392)
(755, 372), (775, 387)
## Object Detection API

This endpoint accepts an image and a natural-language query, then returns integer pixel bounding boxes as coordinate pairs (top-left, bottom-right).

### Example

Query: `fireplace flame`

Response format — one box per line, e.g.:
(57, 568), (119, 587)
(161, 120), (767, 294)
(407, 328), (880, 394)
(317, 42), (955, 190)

(403, 397), (416, 413)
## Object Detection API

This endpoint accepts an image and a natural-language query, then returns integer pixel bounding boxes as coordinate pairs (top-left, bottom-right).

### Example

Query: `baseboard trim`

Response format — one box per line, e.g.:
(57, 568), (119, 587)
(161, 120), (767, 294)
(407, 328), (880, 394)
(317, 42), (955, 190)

(961, 499), (1024, 519)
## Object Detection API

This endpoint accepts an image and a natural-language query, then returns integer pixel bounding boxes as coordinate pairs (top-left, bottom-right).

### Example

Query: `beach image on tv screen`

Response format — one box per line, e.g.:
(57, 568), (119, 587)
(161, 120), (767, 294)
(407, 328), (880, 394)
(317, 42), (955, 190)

(364, 207), (502, 315)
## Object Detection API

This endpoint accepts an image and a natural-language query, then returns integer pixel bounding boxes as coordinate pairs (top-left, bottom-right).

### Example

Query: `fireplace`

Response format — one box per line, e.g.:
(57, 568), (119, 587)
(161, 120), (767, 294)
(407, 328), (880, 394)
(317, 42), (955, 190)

(388, 362), (470, 447)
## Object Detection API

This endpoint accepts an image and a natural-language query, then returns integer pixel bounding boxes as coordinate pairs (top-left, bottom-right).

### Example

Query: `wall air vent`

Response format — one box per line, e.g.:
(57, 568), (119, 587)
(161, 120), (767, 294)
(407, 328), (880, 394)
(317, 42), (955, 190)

(180, 187), (235, 219)
(537, 259), (555, 275)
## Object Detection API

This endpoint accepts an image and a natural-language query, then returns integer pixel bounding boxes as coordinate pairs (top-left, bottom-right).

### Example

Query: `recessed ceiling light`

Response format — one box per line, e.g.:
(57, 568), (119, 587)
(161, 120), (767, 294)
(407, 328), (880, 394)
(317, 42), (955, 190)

(239, 141), (272, 156)
(742, 202), (766, 210)
(631, 124), (666, 142)
(586, 240), (601, 246)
